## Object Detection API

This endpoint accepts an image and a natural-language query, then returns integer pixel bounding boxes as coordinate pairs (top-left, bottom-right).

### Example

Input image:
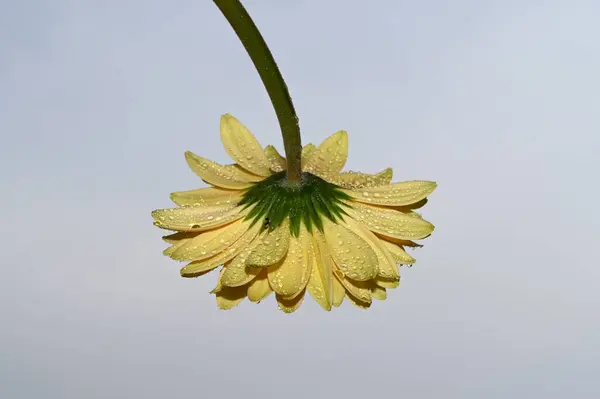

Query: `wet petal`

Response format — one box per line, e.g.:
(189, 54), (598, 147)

(306, 232), (333, 311)
(169, 219), (250, 261)
(381, 240), (416, 265)
(323, 220), (378, 281)
(215, 285), (248, 310)
(344, 181), (437, 207)
(276, 290), (305, 313)
(210, 267), (226, 294)
(170, 187), (243, 207)
(375, 277), (400, 289)
(345, 201), (435, 240)
(152, 204), (246, 232)
(332, 274), (345, 307)
(301, 143), (317, 168)
(377, 236), (423, 248)
(338, 276), (373, 304)
(162, 231), (199, 244)
(371, 286), (387, 300)
(246, 218), (290, 267)
(346, 294), (371, 309)
(325, 168), (393, 189)
(162, 238), (190, 257)
(185, 151), (261, 189)
(344, 217), (399, 279)
(403, 211), (423, 219)
(247, 270), (272, 302)
(303, 131), (348, 175)
(267, 225), (311, 299)
(395, 198), (428, 212)
(220, 235), (263, 287)
(264, 145), (286, 172)
(221, 259), (260, 288)
(220, 114), (271, 176)
(180, 221), (261, 277)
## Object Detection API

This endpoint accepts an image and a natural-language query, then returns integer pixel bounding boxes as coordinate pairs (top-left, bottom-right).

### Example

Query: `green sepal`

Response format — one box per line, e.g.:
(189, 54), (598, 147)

(239, 171), (351, 237)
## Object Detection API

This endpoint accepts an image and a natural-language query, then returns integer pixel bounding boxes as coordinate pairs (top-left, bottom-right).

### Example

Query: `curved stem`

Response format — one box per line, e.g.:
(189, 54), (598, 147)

(213, 0), (302, 181)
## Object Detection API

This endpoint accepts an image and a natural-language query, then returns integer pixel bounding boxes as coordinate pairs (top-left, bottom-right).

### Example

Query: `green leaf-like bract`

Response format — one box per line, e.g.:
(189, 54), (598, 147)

(238, 172), (352, 237)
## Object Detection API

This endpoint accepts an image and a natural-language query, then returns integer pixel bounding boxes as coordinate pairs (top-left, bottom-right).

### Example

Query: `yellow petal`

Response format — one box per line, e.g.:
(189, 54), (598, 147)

(180, 221), (261, 277)
(403, 211), (423, 219)
(343, 181), (437, 207)
(162, 231), (199, 244)
(210, 267), (226, 294)
(301, 143), (317, 168)
(346, 294), (371, 309)
(221, 259), (260, 288)
(185, 151), (261, 189)
(247, 270), (272, 302)
(375, 277), (400, 289)
(246, 218), (290, 267)
(276, 291), (305, 313)
(371, 286), (387, 301)
(325, 168), (393, 189)
(395, 198), (428, 212)
(170, 187), (243, 207)
(345, 201), (435, 240)
(169, 218), (250, 261)
(377, 236), (423, 248)
(220, 114), (271, 176)
(344, 217), (399, 280)
(332, 274), (345, 307)
(338, 276), (372, 304)
(267, 226), (311, 299)
(381, 240), (416, 265)
(323, 220), (378, 281)
(220, 235), (263, 287)
(152, 204), (246, 232)
(264, 145), (286, 172)
(215, 285), (248, 310)
(303, 131), (348, 175)
(162, 238), (190, 257)
(306, 232), (334, 311)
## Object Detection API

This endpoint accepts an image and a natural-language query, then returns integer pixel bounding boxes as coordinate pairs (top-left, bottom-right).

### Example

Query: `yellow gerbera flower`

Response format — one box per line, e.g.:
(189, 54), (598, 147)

(152, 114), (436, 312)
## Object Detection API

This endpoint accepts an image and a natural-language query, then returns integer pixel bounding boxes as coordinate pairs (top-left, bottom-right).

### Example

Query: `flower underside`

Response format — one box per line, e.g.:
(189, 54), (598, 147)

(151, 114), (437, 313)
(240, 171), (351, 237)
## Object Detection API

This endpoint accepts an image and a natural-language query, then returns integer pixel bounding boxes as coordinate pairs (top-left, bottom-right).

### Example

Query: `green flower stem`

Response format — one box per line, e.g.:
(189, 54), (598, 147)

(213, 0), (302, 182)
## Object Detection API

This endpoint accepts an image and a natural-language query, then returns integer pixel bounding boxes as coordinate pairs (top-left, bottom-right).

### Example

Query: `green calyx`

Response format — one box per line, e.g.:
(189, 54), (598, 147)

(238, 171), (352, 237)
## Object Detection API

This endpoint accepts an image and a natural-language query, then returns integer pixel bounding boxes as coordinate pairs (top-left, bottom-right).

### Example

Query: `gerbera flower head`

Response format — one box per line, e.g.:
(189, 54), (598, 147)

(152, 114), (436, 312)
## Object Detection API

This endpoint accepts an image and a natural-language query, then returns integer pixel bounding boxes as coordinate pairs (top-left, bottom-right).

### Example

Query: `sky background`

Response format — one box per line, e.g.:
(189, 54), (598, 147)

(1, 0), (599, 397)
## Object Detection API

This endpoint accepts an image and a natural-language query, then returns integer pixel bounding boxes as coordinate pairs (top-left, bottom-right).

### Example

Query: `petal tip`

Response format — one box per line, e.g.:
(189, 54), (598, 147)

(220, 113), (235, 122)
(184, 151), (201, 166)
(424, 180), (437, 189)
(335, 130), (348, 139)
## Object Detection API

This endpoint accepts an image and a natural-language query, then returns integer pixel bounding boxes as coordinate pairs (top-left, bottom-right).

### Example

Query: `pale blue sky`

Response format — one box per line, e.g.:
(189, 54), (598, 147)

(1, 0), (599, 398)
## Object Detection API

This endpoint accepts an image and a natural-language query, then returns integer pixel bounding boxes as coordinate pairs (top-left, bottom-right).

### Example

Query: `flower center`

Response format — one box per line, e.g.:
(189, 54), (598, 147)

(239, 171), (351, 236)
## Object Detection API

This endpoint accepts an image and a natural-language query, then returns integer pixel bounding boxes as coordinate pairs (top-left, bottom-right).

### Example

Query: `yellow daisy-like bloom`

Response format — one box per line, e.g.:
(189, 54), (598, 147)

(152, 114), (436, 312)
